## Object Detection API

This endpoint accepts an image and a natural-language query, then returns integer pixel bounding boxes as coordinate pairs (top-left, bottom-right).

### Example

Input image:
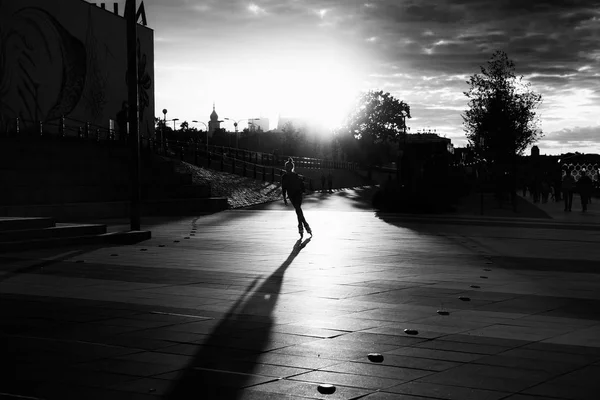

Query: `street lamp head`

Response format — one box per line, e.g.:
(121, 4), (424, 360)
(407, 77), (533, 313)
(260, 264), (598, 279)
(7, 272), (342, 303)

(192, 120), (198, 123)
(173, 118), (179, 121)
(162, 109), (167, 115)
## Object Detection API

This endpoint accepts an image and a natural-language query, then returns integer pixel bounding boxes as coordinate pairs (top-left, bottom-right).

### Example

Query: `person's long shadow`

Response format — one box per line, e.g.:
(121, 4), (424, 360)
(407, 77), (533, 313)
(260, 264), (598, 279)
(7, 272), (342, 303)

(166, 236), (312, 400)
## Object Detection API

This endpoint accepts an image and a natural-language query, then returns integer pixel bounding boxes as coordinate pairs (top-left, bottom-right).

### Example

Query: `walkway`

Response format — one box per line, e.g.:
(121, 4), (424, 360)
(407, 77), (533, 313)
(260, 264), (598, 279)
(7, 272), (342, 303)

(1, 187), (599, 399)
(518, 192), (600, 223)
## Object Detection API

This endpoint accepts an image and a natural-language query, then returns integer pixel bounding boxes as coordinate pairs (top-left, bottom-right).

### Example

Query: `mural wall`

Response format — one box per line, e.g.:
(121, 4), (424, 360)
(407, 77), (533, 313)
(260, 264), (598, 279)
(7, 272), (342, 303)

(0, 0), (155, 139)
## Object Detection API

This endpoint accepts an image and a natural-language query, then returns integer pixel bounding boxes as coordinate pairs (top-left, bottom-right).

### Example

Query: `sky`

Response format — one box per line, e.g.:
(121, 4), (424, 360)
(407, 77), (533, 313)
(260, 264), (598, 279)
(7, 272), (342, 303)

(128, 0), (599, 154)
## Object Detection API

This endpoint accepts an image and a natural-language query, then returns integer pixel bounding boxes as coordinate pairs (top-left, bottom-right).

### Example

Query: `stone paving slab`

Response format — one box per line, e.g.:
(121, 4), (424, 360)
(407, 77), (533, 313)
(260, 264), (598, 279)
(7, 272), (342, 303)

(2, 188), (600, 399)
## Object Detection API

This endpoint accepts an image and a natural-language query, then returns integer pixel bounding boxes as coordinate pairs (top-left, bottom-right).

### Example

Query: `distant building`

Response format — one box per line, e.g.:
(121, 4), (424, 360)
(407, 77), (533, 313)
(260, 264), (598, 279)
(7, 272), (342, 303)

(0, 0), (155, 139)
(208, 103), (221, 136)
(248, 118), (269, 132)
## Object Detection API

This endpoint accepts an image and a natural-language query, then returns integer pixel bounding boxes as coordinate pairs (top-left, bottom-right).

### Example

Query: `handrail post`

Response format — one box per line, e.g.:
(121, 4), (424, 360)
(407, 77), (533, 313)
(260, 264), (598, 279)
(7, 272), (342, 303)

(38, 120), (43, 137)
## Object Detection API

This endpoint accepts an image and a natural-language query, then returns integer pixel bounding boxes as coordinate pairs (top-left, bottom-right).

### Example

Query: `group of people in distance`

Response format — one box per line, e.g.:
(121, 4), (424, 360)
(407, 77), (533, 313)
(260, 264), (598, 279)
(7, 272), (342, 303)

(561, 170), (594, 212)
(523, 170), (595, 213)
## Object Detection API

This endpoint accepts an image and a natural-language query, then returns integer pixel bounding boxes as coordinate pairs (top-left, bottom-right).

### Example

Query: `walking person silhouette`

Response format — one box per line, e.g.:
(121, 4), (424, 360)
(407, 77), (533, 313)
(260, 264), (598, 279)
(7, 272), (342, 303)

(282, 158), (312, 237)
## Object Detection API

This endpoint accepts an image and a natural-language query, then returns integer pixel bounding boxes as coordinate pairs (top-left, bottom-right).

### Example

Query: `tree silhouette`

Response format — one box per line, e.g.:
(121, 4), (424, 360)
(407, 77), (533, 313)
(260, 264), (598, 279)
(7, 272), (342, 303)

(336, 90), (410, 166)
(462, 51), (543, 165)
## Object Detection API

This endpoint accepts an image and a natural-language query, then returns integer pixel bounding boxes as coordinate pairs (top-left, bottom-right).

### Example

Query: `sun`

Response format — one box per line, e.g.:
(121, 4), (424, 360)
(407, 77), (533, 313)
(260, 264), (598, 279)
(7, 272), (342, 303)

(274, 59), (361, 132)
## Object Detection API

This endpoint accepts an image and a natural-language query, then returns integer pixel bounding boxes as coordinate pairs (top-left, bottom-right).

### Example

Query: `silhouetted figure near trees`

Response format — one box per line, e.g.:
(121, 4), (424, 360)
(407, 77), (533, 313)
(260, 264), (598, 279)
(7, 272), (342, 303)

(577, 172), (593, 212)
(541, 178), (550, 203)
(562, 171), (576, 212)
(327, 172), (333, 192)
(282, 158), (311, 237)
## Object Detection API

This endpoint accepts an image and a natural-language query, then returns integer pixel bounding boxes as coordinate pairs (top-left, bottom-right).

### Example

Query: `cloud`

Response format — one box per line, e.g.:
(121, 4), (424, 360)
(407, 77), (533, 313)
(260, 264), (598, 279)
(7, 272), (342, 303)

(248, 2), (267, 15)
(147, 0), (600, 154)
(545, 126), (600, 143)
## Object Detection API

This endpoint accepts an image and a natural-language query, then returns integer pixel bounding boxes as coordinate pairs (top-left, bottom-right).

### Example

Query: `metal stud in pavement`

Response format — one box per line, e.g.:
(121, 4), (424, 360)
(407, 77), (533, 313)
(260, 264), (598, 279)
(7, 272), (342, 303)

(480, 276), (488, 279)
(173, 240), (180, 243)
(459, 296), (471, 301)
(437, 310), (450, 315)
(110, 254), (118, 256)
(75, 260), (84, 263)
(470, 285), (480, 288)
(140, 249), (147, 251)
(404, 329), (418, 335)
(317, 384), (336, 394)
(158, 245), (165, 247)
(368, 353), (384, 363)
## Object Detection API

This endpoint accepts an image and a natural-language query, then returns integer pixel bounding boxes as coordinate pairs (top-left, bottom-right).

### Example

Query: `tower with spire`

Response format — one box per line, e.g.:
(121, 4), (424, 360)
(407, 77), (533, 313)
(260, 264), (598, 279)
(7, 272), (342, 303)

(208, 102), (221, 136)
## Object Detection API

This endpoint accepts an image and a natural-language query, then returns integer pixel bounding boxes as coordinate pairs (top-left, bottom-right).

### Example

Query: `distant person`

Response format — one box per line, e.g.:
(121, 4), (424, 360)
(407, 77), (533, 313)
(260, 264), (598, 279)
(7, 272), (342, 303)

(282, 158), (311, 237)
(562, 171), (576, 212)
(116, 101), (128, 141)
(321, 173), (326, 191)
(553, 178), (562, 202)
(576, 173), (593, 212)
(532, 178), (541, 203)
(540, 179), (550, 203)
(327, 171), (333, 192)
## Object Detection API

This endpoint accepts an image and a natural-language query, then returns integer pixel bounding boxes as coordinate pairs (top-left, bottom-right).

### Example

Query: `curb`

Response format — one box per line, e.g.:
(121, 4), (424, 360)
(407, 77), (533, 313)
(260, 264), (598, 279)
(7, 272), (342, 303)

(378, 213), (600, 231)
(0, 230), (151, 253)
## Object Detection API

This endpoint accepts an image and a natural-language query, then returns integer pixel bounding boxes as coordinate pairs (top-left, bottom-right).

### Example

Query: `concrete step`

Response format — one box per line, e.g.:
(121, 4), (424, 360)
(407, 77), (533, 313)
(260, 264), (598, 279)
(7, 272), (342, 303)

(0, 217), (56, 232)
(0, 197), (229, 220)
(0, 223), (107, 242)
(0, 229), (151, 253)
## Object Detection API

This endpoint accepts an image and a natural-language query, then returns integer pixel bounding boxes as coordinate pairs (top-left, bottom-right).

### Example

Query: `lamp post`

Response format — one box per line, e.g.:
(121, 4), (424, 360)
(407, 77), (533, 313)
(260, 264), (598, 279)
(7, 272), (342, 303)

(397, 111), (409, 186)
(126, 0), (140, 231)
(161, 109), (167, 149)
(224, 118), (260, 149)
(192, 120), (209, 152)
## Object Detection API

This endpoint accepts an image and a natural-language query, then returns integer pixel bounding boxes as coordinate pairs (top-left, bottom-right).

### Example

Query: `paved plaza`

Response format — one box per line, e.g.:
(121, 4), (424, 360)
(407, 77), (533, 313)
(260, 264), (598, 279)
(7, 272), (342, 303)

(2, 187), (600, 399)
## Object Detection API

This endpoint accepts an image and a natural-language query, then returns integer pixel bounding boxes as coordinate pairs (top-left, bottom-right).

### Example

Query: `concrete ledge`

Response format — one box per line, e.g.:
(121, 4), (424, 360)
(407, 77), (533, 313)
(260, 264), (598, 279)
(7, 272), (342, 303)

(378, 212), (600, 231)
(0, 198), (229, 221)
(0, 229), (151, 253)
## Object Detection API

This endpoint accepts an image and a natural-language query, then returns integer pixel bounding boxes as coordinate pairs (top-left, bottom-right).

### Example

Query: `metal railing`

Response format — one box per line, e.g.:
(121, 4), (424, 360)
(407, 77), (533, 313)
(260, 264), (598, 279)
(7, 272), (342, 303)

(2, 117), (361, 183)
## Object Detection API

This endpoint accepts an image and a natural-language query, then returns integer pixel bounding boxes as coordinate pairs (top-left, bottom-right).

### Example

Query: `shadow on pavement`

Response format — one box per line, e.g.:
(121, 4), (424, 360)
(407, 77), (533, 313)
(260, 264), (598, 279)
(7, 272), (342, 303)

(165, 236), (312, 400)
(0, 246), (106, 284)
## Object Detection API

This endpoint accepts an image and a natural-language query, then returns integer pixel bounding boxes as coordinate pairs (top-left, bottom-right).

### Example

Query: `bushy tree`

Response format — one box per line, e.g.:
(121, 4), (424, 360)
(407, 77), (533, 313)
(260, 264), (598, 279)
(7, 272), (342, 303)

(462, 51), (543, 164)
(281, 121), (307, 155)
(336, 90), (411, 166)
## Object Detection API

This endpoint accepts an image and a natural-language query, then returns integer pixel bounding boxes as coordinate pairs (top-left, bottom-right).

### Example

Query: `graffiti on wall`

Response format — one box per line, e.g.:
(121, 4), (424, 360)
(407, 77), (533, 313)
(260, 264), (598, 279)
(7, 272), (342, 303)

(0, 0), (154, 138)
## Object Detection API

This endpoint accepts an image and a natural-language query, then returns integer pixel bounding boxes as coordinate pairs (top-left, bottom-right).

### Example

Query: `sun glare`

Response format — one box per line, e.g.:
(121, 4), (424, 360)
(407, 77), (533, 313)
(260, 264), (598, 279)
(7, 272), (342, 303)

(268, 57), (361, 132)
(195, 46), (364, 134)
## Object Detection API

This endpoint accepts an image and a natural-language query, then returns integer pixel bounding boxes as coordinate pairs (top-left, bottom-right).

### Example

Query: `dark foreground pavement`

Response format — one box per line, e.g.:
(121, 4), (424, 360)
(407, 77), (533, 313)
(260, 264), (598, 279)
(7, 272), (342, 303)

(2, 187), (600, 400)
